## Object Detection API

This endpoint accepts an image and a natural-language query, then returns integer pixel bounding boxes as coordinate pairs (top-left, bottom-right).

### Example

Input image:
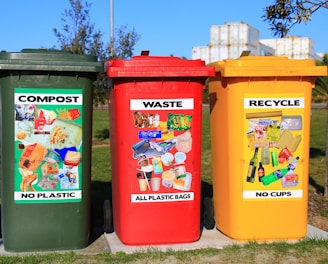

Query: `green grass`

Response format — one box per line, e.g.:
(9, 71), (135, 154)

(1, 238), (328, 263)
(1, 108), (327, 263)
(92, 109), (110, 145)
(90, 108), (328, 190)
(201, 109), (212, 183)
(90, 109), (112, 226)
(91, 146), (111, 226)
(309, 109), (327, 193)
(89, 108), (328, 226)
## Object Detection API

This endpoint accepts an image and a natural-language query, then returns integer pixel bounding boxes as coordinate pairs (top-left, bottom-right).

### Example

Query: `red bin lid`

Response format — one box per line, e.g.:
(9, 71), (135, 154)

(106, 55), (215, 77)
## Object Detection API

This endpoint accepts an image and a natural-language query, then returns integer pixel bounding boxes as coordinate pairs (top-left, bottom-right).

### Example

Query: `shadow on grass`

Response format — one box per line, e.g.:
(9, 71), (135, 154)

(94, 129), (110, 140)
(310, 147), (326, 158)
(309, 147), (326, 194)
(90, 180), (112, 243)
(309, 177), (324, 194)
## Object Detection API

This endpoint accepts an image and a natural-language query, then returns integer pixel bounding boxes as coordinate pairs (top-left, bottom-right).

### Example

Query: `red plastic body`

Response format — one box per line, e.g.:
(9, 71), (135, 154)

(107, 56), (214, 245)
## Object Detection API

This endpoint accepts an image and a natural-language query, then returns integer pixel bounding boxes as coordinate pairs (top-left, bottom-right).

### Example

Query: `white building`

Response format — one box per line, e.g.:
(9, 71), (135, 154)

(260, 36), (315, 60)
(192, 22), (319, 64)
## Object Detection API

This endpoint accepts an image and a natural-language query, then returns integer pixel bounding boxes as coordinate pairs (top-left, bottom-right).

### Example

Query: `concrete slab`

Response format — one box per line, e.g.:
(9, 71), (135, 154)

(0, 225), (327, 256)
(105, 228), (237, 254)
(105, 224), (328, 254)
(0, 236), (111, 256)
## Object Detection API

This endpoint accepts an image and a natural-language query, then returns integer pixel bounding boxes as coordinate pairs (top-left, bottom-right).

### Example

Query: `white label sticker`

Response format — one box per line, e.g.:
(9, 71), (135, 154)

(131, 192), (194, 203)
(15, 93), (83, 105)
(14, 191), (82, 201)
(243, 190), (303, 199)
(130, 99), (194, 110)
(244, 98), (304, 109)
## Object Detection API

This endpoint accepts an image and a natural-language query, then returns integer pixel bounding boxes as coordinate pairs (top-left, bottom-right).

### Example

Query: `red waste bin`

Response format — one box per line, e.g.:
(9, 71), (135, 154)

(106, 55), (214, 245)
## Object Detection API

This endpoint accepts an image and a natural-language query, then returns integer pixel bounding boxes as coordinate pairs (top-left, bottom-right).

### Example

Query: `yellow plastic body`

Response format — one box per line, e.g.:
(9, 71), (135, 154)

(208, 56), (327, 241)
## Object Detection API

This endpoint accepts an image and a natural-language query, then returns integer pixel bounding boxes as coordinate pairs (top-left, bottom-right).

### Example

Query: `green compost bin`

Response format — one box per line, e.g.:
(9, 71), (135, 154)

(0, 49), (102, 252)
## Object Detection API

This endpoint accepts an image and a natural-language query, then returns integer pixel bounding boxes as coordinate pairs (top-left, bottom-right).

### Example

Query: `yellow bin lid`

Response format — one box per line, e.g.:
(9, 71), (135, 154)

(209, 56), (328, 77)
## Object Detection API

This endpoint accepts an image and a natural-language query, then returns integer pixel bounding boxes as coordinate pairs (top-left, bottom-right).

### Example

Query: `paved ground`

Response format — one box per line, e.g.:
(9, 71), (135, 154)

(0, 224), (328, 256)
(105, 225), (328, 254)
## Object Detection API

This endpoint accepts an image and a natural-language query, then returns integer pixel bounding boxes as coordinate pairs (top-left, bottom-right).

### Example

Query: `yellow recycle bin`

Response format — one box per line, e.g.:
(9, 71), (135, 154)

(208, 56), (327, 241)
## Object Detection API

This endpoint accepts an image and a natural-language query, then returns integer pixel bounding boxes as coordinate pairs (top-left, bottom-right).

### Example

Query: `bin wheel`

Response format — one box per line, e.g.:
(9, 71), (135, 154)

(103, 200), (112, 233)
(203, 197), (215, 230)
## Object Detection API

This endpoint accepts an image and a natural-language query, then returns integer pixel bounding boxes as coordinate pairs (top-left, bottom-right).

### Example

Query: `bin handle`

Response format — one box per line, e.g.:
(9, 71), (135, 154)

(209, 93), (217, 114)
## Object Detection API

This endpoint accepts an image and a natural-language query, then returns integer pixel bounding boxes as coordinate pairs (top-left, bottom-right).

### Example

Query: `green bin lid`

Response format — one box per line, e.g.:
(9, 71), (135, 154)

(0, 49), (102, 72)
(107, 55), (215, 77)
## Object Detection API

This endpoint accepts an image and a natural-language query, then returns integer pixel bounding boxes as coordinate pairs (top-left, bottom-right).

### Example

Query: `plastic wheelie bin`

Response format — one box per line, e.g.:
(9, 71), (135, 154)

(106, 54), (215, 245)
(0, 49), (102, 252)
(208, 56), (327, 241)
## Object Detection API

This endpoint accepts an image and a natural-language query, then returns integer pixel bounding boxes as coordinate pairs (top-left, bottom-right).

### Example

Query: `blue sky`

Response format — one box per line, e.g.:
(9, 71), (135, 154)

(1, 0), (326, 58)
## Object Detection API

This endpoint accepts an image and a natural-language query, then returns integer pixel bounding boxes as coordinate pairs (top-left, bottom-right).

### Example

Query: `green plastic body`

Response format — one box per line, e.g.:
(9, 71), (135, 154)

(0, 49), (101, 252)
